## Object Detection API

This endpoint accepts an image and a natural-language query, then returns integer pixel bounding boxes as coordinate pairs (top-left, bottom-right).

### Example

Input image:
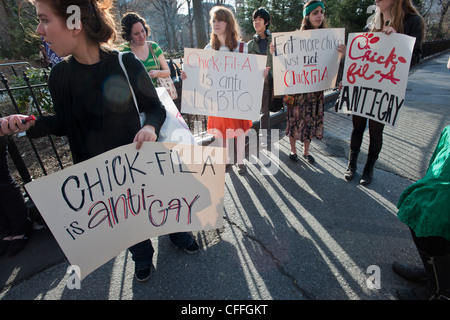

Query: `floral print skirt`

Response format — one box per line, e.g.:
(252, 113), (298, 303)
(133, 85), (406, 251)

(285, 91), (324, 143)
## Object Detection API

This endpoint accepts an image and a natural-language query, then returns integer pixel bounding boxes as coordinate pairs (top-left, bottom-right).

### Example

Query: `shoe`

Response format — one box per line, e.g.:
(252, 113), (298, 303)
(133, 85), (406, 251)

(392, 261), (427, 284)
(169, 233), (200, 254)
(360, 157), (376, 186)
(303, 154), (315, 164)
(7, 237), (29, 257)
(134, 265), (152, 282)
(7, 227), (32, 258)
(344, 150), (359, 181)
(0, 240), (10, 257)
(289, 153), (299, 162)
(396, 252), (450, 300)
(184, 240), (200, 254)
(237, 164), (246, 175)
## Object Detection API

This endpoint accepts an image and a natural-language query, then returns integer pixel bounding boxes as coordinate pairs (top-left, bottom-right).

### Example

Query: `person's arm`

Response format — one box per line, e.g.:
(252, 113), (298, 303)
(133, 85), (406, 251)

(0, 64), (67, 137)
(404, 15), (423, 67)
(148, 42), (170, 79)
(122, 52), (166, 142)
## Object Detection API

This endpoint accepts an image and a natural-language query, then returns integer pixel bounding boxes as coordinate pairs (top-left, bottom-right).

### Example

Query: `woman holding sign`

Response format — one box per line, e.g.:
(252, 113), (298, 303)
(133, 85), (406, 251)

(182, 6), (269, 174)
(0, 0), (199, 283)
(271, 1), (345, 165)
(206, 6), (252, 174)
(343, 0), (424, 185)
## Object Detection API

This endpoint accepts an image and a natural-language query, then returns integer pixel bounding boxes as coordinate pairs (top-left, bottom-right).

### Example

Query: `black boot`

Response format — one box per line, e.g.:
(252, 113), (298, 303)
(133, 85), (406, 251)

(344, 150), (359, 181)
(397, 252), (450, 300)
(392, 261), (427, 285)
(360, 157), (376, 186)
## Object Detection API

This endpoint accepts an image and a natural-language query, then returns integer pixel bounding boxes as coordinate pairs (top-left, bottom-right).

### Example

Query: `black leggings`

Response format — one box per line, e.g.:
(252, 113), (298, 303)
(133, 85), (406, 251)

(350, 115), (385, 160)
(410, 228), (450, 257)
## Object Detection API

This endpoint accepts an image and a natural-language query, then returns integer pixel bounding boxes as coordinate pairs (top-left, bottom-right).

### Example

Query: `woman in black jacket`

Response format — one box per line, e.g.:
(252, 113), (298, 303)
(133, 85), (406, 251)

(0, 0), (198, 283)
(344, 0), (425, 185)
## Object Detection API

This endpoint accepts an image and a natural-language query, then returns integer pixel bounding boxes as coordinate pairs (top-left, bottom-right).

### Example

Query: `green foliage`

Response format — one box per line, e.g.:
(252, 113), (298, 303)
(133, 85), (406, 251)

(1, 1), (41, 59)
(238, 0), (304, 37)
(238, 0), (375, 38)
(324, 0), (375, 34)
(8, 67), (53, 115)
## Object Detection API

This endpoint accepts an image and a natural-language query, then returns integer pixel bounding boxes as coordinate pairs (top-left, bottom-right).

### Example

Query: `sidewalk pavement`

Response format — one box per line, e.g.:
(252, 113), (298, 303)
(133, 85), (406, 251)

(0, 52), (449, 300)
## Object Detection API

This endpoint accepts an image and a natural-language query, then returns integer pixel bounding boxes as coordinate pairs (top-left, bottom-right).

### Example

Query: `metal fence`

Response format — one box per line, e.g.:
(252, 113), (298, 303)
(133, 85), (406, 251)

(1, 40), (449, 185)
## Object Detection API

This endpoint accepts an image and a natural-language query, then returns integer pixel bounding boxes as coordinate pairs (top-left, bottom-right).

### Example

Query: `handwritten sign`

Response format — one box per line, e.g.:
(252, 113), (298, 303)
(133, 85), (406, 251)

(337, 32), (416, 127)
(272, 28), (345, 95)
(181, 48), (267, 121)
(25, 142), (225, 279)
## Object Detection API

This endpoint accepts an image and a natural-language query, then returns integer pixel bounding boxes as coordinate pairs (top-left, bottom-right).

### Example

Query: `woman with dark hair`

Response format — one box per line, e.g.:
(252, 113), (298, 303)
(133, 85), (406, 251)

(271, 1), (344, 165)
(119, 12), (171, 89)
(0, 0), (198, 282)
(343, 0), (425, 185)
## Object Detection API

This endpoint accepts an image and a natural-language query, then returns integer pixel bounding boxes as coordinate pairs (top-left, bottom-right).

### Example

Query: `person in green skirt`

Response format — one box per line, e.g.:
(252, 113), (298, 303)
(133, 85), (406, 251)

(393, 125), (450, 300)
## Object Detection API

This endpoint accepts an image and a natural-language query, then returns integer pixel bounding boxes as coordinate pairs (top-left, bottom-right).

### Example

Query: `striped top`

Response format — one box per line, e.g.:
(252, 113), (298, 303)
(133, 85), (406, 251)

(119, 41), (163, 87)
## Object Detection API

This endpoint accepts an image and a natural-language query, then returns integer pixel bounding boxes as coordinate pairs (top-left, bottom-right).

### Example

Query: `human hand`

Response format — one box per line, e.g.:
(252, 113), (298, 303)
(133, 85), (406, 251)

(337, 44), (346, 54)
(338, 81), (343, 91)
(0, 115), (35, 136)
(134, 125), (157, 150)
(180, 70), (187, 80)
(269, 43), (275, 55)
(263, 67), (270, 78)
(149, 70), (159, 78)
(382, 26), (397, 35)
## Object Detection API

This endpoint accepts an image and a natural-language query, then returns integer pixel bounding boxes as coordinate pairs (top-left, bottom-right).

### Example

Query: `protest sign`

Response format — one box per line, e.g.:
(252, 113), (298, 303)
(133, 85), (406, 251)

(336, 32), (416, 127)
(272, 28), (345, 95)
(181, 48), (267, 121)
(25, 142), (226, 279)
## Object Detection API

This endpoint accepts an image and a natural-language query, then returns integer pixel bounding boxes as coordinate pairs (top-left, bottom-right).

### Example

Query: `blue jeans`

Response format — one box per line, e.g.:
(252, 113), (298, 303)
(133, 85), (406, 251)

(128, 232), (193, 268)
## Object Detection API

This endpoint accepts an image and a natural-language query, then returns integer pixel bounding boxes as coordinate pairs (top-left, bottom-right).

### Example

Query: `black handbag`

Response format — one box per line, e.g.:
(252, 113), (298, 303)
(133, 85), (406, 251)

(269, 96), (284, 112)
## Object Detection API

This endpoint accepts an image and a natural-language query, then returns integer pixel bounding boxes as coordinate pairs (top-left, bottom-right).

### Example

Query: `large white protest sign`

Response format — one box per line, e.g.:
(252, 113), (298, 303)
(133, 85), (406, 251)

(181, 48), (267, 121)
(272, 28), (345, 95)
(336, 32), (416, 127)
(25, 142), (225, 279)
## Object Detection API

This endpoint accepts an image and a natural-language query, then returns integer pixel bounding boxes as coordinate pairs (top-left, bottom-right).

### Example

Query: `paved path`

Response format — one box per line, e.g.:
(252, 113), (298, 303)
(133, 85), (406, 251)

(0, 52), (449, 300)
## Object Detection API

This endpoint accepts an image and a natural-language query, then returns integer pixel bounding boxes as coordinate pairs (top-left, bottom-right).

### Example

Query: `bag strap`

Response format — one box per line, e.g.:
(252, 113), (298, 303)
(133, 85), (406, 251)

(118, 52), (140, 116)
(148, 42), (161, 70)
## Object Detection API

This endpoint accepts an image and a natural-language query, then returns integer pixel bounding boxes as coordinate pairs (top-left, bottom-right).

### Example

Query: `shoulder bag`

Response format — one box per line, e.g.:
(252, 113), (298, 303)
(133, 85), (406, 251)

(148, 42), (178, 100)
(118, 52), (194, 145)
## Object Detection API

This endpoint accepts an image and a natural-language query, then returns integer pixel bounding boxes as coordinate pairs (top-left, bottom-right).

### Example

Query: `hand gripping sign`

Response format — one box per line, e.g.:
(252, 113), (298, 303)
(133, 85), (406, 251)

(25, 142), (226, 279)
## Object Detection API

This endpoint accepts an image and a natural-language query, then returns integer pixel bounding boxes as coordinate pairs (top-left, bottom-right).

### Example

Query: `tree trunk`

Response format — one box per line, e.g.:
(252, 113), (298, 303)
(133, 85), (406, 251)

(193, 0), (208, 48)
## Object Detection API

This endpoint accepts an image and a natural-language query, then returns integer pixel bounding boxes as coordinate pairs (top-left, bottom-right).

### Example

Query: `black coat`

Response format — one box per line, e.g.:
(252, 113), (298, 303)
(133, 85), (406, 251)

(28, 50), (166, 164)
